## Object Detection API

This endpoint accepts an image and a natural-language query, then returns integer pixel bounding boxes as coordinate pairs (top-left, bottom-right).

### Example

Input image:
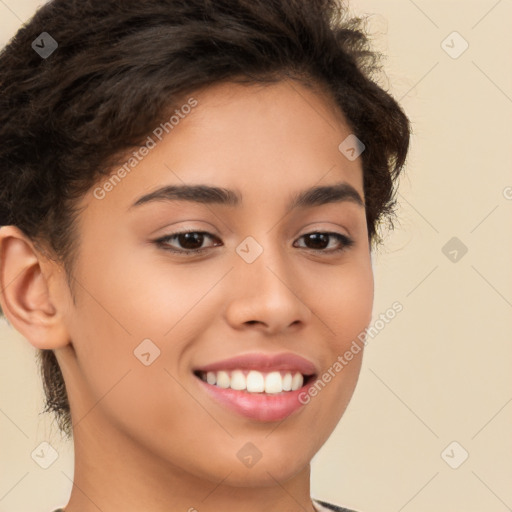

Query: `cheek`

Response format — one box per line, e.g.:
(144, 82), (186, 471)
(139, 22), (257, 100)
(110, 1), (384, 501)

(300, 257), (373, 424)
(65, 254), (217, 437)
(68, 295), (201, 448)
(63, 273), (181, 431)
(312, 258), (374, 343)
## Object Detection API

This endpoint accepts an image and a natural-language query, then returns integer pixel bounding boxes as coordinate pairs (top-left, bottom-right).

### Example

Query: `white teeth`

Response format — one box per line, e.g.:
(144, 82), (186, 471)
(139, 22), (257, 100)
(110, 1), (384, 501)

(246, 370), (265, 392)
(216, 370), (230, 388)
(264, 371), (283, 394)
(282, 372), (292, 391)
(291, 373), (303, 391)
(230, 370), (246, 390)
(199, 369), (307, 393)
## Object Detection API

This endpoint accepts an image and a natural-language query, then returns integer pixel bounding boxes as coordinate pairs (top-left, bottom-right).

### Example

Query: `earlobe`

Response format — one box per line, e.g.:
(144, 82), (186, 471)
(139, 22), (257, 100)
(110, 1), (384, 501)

(0, 226), (70, 350)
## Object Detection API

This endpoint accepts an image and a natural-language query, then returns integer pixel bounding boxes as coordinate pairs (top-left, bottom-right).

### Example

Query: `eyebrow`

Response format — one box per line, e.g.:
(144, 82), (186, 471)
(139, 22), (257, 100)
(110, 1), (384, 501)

(129, 181), (364, 211)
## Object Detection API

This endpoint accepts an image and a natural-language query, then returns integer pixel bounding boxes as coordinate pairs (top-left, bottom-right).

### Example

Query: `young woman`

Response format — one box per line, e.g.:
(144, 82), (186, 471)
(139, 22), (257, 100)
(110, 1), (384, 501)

(0, 1), (410, 510)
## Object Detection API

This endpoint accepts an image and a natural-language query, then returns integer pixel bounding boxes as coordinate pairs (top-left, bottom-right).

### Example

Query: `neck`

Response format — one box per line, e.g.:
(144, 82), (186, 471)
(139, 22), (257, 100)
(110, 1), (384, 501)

(62, 414), (316, 512)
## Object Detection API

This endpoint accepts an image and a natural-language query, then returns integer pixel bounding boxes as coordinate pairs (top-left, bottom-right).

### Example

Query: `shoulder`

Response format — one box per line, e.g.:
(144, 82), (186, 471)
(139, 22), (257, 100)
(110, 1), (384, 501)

(313, 498), (360, 512)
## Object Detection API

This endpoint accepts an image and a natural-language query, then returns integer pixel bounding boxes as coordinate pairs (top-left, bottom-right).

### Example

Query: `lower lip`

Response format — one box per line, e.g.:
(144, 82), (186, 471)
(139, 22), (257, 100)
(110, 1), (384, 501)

(195, 376), (315, 422)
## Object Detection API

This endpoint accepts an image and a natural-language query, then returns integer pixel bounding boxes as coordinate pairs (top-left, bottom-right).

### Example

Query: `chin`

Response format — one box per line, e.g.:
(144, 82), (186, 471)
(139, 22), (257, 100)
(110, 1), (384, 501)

(219, 461), (309, 488)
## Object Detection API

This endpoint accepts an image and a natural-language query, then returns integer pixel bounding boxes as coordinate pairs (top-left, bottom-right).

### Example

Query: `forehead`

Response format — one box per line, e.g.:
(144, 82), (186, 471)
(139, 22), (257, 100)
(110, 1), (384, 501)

(185, 79), (351, 150)
(79, 79), (363, 219)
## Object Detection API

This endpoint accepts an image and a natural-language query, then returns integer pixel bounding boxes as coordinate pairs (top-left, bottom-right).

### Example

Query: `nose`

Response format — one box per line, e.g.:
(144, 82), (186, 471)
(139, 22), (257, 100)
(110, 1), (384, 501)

(223, 246), (312, 335)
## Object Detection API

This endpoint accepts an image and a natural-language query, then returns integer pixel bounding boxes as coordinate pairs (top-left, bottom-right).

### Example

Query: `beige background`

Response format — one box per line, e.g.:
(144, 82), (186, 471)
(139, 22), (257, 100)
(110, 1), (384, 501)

(1, 1), (511, 511)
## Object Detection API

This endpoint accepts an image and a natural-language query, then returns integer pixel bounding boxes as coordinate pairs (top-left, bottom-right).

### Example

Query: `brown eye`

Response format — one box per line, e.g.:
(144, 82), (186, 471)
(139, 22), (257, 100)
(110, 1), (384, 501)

(155, 231), (222, 254)
(294, 232), (354, 253)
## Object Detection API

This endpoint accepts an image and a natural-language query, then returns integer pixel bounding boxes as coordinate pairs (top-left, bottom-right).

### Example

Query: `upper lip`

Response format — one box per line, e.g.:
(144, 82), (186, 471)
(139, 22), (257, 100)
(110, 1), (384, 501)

(194, 352), (318, 376)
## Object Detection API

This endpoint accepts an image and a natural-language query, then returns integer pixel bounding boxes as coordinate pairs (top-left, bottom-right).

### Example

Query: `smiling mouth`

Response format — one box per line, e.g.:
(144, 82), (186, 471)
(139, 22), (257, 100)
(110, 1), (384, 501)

(193, 369), (316, 394)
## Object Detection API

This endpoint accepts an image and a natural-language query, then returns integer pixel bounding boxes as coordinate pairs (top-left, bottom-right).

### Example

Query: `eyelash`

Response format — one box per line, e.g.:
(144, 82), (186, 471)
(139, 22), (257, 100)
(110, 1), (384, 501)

(153, 230), (354, 256)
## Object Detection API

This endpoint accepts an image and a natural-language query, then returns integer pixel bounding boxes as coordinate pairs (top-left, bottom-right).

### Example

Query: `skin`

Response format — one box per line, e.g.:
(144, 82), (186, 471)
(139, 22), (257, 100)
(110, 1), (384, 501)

(0, 79), (373, 512)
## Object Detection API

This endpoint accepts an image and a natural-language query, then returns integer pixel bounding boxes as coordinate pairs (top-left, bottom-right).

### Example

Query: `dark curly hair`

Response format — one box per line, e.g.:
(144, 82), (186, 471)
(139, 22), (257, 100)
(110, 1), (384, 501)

(0, 0), (410, 439)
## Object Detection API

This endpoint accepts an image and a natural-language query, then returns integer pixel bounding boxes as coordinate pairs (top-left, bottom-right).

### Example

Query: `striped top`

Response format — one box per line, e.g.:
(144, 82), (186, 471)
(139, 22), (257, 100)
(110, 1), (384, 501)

(313, 499), (358, 511)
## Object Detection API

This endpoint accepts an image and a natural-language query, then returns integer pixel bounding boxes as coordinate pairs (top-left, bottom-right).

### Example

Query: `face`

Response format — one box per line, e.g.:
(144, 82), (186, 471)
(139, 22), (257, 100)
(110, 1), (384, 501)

(55, 79), (373, 486)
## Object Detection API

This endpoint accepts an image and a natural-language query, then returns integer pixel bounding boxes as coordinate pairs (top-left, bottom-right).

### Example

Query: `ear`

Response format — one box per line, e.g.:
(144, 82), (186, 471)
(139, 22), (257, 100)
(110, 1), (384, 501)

(0, 225), (70, 349)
